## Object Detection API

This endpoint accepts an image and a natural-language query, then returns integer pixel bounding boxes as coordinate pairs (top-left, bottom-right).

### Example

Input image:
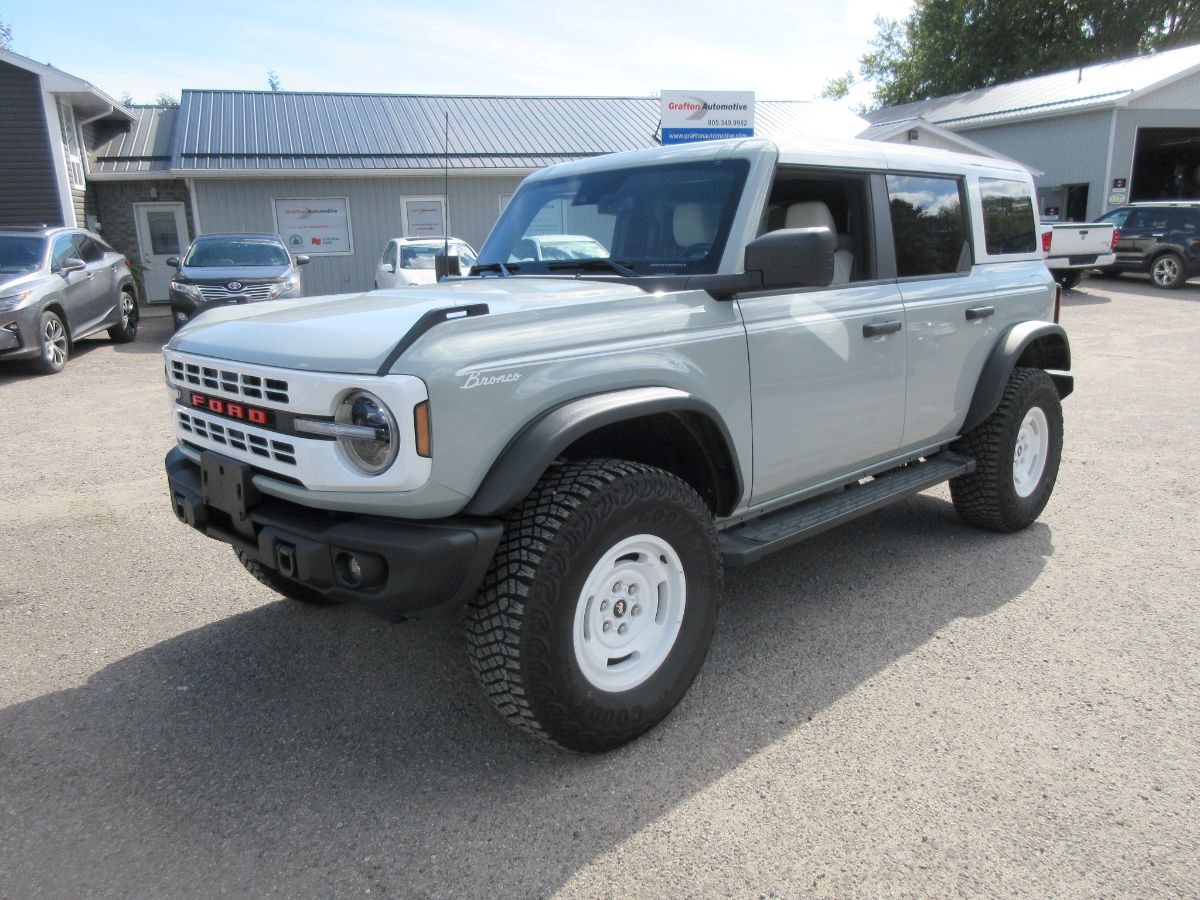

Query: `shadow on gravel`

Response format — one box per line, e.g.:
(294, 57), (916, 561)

(0, 495), (1053, 896)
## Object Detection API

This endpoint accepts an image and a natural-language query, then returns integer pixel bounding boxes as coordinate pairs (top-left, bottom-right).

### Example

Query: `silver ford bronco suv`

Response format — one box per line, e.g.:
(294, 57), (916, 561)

(163, 138), (1070, 752)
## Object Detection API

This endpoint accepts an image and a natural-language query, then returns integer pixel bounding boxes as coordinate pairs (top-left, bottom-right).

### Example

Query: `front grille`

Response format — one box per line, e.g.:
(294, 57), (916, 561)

(171, 359), (289, 404)
(178, 411), (297, 465)
(196, 283), (274, 302)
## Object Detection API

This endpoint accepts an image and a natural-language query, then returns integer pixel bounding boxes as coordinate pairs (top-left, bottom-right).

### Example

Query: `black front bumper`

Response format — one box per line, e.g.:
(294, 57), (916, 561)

(165, 448), (502, 620)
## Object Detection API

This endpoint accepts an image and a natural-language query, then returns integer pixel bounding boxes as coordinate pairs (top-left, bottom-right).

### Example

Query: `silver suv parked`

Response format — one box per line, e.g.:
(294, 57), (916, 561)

(0, 226), (139, 375)
(162, 138), (1072, 751)
(168, 233), (309, 329)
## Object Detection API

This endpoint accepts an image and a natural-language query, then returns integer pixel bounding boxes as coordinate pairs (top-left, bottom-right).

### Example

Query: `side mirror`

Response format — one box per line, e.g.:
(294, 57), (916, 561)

(60, 257), (87, 275)
(380, 263), (395, 274)
(165, 256), (180, 268)
(435, 253), (462, 280)
(744, 227), (836, 290)
(294, 254), (310, 266)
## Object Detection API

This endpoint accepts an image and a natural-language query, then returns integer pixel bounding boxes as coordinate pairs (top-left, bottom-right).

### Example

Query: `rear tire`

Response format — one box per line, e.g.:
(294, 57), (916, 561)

(950, 368), (1063, 532)
(107, 288), (139, 343)
(1150, 252), (1186, 290)
(466, 459), (722, 752)
(235, 548), (338, 605)
(31, 310), (68, 375)
(1053, 270), (1082, 290)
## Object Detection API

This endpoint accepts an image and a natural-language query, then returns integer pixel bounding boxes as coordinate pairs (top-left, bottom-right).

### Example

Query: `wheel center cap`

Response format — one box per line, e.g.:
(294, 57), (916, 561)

(613, 598), (628, 618)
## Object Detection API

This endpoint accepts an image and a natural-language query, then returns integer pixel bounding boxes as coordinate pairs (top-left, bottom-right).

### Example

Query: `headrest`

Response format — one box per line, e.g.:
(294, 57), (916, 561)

(673, 203), (714, 247)
(784, 201), (836, 232)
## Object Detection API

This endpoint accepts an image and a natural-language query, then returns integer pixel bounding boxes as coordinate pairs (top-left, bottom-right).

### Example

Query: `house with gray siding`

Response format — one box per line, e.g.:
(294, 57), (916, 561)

(0, 47), (132, 230)
(863, 43), (1200, 222)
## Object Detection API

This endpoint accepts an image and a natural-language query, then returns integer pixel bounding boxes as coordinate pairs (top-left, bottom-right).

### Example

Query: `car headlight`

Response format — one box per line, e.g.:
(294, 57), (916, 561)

(171, 281), (202, 300)
(335, 390), (398, 475)
(0, 290), (33, 312)
(268, 275), (301, 299)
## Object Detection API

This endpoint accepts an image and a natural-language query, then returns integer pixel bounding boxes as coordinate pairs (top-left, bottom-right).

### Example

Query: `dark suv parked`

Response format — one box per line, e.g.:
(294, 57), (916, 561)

(1096, 201), (1200, 289)
(0, 226), (139, 375)
(168, 233), (309, 329)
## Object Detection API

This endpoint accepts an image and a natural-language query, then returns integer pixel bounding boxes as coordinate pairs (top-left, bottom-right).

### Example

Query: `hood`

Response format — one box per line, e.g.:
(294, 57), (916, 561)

(178, 265), (292, 282)
(168, 277), (648, 374)
(0, 271), (47, 295)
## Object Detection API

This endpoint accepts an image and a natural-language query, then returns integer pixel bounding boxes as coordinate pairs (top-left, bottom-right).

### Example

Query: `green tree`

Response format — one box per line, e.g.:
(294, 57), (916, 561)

(820, 70), (856, 100)
(153, 92), (179, 108)
(267, 69), (281, 91)
(861, 0), (1200, 110)
(0, 14), (13, 49)
(119, 91), (135, 107)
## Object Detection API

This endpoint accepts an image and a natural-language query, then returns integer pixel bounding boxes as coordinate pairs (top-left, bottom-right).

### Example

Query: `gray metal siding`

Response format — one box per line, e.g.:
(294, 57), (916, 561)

(960, 110), (1115, 219)
(91, 106), (176, 174)
(0, 61), (62, 226)
(194, 174), (524, 296)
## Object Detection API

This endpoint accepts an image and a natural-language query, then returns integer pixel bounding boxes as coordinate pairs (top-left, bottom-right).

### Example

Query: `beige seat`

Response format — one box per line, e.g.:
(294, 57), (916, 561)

(673, 203), (715, 255)
(784, 201), (853, 284)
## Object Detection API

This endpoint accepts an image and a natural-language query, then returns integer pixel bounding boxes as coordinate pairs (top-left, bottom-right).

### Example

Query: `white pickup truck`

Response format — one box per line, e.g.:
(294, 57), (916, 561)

(1041, 221), (1118, 289)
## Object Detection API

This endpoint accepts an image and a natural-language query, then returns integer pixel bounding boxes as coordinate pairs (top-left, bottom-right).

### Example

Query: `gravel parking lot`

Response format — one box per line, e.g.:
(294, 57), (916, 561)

(2, 275), (1198, 898)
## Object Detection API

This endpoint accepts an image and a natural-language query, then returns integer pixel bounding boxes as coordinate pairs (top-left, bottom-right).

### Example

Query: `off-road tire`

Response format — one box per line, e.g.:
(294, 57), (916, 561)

(107, 288), (139, 342)
(235, 548), (338, 605)
(31, 310), (68, 375)
(1053, 270), (1082, 290)
(1151, 251), (1186, 290)
(466, 459), (722, 752)
(950, 367), (1063, 532)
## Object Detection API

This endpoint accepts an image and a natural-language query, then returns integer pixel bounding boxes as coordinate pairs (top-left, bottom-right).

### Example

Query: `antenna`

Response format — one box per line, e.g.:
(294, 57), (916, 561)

(443, 110), (450, 259)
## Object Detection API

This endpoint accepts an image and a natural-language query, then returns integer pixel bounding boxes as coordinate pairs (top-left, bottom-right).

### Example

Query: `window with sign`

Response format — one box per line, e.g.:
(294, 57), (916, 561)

(402, 198), (446, 238)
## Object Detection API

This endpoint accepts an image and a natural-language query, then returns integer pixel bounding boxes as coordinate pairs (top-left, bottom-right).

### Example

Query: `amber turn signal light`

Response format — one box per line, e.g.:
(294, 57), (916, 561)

(414, 401), (432, 458)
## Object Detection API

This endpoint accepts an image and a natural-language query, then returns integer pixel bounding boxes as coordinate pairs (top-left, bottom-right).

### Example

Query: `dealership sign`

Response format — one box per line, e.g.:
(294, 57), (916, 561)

(661, 91), (755, 145)
(273, 197), (353, 255)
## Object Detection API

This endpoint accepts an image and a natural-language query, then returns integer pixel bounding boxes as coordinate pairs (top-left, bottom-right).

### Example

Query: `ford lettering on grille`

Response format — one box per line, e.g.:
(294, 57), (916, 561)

(188, 391), (276, 428)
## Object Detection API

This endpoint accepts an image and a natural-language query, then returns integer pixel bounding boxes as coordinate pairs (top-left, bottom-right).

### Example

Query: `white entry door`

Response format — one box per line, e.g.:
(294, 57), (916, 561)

(134, 202), (190, 303)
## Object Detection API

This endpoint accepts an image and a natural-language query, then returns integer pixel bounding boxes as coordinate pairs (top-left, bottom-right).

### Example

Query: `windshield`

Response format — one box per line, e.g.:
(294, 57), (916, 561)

(1096, 208), (1131, 228)
(475, 159), (750, 276)
(401, 242), (476, 269)
(0, 236), (46, 276)
(184, 238), (290, 267)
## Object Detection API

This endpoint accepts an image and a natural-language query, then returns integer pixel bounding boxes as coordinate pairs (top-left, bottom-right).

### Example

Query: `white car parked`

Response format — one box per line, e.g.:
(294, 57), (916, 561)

(375, 238), (477, 288)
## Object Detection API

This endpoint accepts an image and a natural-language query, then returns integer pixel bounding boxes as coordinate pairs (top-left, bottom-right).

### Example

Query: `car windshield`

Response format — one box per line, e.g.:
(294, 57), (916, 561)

(401, 243), (474, 269)
(475, 159), (750, 276)
(184, 238), (290, 267)
(0, 235), (46, 276)
(1096, 208), (1131, 228)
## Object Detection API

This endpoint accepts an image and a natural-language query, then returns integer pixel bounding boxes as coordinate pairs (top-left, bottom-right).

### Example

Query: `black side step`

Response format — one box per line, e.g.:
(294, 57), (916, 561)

(720, 452), (975, 568)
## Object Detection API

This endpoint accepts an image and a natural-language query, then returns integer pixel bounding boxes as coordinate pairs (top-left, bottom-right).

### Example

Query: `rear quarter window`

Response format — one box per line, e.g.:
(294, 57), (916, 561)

(980, 178), (1037, 254)
(886, 174), (968, 277)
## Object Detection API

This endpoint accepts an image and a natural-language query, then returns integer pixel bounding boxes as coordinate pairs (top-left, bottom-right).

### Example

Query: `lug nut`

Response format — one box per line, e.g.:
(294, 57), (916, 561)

(628, 584), (637, 596)
(602, 621), (612, 633)
(631, 605), (641, 616)
(600, 600), (609, 611)
(612, 582), (621, 593)
(618, 623), (627, 635)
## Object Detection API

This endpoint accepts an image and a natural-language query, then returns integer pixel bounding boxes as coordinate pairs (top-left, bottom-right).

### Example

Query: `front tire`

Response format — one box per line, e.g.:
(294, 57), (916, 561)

(32, 310), (69, 375)
(467, 459), (721, 752)
(1150, 252), (1186, 289)
(107, 289), (139, 342)
(235, 548), (338, 605)
(950, 368), (1063, 532)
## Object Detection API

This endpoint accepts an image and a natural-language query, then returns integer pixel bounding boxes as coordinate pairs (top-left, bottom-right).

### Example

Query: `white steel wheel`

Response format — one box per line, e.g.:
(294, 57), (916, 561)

(572, 534), (687, 692)
(1012, 406), (1050, 498)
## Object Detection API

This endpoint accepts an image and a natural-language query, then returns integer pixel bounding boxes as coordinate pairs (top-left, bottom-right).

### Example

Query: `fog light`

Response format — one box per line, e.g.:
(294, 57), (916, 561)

(333, 550), (385, 589)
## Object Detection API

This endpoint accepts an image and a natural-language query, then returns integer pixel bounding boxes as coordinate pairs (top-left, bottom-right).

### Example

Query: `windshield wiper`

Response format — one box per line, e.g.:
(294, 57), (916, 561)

(470, 261), (518, 276)
(544, 259), (639, 277)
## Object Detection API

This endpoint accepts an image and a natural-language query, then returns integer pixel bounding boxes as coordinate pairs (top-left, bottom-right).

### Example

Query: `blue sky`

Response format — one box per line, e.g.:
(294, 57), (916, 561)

(3, 0), (911, 104)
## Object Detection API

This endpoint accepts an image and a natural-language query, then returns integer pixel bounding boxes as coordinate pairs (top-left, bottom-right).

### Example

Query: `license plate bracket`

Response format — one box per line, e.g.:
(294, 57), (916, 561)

(200, 451), (260, 537)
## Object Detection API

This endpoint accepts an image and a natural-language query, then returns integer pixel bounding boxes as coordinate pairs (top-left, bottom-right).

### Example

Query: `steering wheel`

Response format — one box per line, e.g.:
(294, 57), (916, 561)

(679, 243), (712, 260)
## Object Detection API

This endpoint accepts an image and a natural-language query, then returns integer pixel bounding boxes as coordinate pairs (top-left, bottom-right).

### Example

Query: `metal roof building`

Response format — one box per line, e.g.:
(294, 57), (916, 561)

(863, 43), (1200, 222)
(87, 91), (867, 299)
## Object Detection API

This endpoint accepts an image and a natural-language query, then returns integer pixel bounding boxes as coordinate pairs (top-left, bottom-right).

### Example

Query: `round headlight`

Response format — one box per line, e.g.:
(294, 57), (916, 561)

(335, 390), (398, 475)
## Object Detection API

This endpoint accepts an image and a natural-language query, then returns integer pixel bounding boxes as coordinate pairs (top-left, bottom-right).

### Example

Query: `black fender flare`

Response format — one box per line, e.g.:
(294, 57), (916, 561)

(463, 387), (742, 516)
(962, 321), (1072, 434)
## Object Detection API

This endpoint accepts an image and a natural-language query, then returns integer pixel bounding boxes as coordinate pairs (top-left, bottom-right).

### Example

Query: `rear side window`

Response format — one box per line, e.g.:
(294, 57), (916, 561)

(980, 178), (1037, 254)
(886, 174), (967, 277)
(73, 234), (105, 263)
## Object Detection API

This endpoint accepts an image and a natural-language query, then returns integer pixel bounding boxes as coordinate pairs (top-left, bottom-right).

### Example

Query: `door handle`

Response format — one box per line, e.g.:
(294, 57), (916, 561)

(965, 305), (995, 320)
(862, 321), (902, 337)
